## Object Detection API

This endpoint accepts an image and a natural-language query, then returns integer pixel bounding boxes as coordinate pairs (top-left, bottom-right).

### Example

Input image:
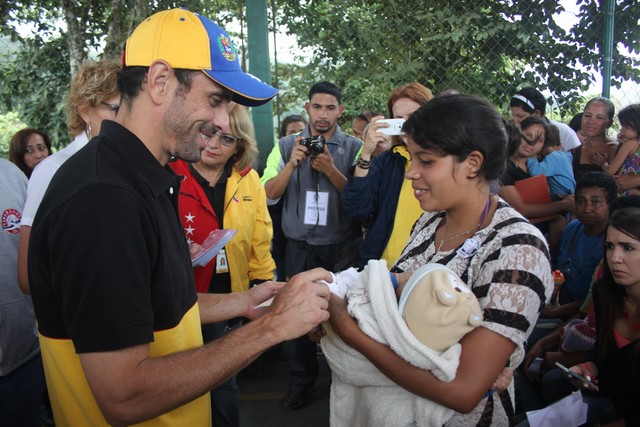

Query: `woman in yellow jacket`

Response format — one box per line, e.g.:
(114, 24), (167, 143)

(170, 102), (275, 427)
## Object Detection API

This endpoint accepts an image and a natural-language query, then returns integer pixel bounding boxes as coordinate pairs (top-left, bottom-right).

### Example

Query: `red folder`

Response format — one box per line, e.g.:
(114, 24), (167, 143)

(514, 174), (557, 224)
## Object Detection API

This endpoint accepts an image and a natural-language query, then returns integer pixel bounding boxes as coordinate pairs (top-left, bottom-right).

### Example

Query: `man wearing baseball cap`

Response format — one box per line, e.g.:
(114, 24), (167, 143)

(28, 8), (331, 426)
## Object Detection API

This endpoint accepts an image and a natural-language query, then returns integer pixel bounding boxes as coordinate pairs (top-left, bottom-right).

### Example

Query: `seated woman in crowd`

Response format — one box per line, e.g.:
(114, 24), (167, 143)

(524, 207), (640, 427)
(571, 97), (619, 183)
(509, 86), (580, 151)
(342, 82), (433, 268)
(592, 103), (640, 196)
(499, 117), (573, 256)
(327, 94), (553, 426)
(9, 128), (52, 178)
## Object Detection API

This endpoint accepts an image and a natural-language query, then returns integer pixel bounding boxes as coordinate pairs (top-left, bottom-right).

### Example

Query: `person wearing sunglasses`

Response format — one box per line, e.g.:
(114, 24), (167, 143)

(500, 117), (575, 224)
(170, 102), (275, 427)
(9, 128), (52, 178)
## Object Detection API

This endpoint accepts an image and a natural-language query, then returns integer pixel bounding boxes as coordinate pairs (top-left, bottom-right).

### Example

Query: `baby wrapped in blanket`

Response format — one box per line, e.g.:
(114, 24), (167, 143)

(321, 260), (483, 427)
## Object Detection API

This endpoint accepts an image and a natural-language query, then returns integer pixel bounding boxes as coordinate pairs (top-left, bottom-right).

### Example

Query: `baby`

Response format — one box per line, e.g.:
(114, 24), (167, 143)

(526, 125), (576, 200)
(325, 263), (483, 351)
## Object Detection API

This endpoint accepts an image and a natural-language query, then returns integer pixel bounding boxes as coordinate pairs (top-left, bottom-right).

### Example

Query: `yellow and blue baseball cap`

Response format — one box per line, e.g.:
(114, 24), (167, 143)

(124, 8), (277, 107)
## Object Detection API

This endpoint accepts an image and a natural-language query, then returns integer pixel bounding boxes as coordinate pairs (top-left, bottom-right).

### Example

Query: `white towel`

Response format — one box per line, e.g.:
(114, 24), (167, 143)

(321, 259), (460, 427)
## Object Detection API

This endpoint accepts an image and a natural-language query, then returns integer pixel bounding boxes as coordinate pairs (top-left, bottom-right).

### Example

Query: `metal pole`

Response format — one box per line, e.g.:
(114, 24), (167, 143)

(601, 0), (615, 98)
(246, 0), (275, 172)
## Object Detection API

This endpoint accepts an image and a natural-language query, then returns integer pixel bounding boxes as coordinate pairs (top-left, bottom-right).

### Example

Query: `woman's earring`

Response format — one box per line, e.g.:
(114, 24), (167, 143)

(86, 122), (93, 138)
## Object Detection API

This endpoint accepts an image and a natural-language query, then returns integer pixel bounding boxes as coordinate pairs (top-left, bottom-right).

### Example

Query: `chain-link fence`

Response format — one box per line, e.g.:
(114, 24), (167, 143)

(1, 1), (638, 158)
(267, 0), (640, 133)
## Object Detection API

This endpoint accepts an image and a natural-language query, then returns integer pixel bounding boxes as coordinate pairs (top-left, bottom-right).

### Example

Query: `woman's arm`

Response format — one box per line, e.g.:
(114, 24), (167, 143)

(499, 185), (574, 218)
(328, 294), (515, 413)
(593, 139), (638, 175)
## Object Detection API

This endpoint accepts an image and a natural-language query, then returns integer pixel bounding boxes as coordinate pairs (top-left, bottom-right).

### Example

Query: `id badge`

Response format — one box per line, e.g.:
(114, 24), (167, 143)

(215, 248), (229, 273)
(304, 190), (329, 226)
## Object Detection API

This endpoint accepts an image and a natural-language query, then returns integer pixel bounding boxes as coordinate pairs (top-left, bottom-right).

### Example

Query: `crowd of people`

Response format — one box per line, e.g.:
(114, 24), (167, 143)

(2, 7), (640, 427)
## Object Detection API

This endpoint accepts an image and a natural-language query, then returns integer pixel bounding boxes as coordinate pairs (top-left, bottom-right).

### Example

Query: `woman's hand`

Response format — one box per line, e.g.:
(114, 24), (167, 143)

(308, 325), (326, 342)
(491, 367), (513, 392)
(591, 152), (608, 167)
(361, 116), (390, 159)
(523, 341), (545, 381)
(567, 362), (599, 392)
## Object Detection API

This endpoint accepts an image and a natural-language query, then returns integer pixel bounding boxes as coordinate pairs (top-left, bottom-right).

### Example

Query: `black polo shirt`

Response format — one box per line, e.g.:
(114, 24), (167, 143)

(29, 120), (198, 353)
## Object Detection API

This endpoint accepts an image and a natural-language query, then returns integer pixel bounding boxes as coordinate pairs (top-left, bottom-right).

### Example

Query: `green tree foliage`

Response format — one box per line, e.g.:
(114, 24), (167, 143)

(275, 0), (640, 121)
(0, 111), (26, 159)
(0, 0), (242, 148)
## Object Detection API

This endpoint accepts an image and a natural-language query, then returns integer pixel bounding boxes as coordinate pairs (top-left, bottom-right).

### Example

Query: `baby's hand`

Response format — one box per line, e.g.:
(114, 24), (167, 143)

(322, 268), (359, 299)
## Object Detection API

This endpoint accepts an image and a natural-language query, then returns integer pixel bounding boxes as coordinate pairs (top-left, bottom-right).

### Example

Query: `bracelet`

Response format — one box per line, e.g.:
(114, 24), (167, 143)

(356, 157), (371, 170)
(389, 272), (399, 290)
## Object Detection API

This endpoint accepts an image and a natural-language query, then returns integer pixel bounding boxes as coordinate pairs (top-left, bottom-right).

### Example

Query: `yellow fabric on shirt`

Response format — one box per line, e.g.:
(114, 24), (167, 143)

(380, 147), (423, 267)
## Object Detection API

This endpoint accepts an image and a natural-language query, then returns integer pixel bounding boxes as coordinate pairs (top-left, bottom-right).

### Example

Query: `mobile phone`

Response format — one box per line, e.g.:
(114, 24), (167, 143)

(555, 362), (595, 387)
(376, 118), (405, 136)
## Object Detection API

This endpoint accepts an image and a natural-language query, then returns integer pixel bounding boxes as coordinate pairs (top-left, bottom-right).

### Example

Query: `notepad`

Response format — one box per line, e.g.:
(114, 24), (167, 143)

(514, 174), (557, 224)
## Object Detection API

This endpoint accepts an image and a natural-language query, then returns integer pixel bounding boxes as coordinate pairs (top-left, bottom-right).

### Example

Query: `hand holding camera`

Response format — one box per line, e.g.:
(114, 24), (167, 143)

(301, 135), (326, 157)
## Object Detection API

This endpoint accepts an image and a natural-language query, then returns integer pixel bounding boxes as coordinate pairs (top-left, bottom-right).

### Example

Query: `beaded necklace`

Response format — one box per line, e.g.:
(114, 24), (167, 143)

(437, 196), (492, 253)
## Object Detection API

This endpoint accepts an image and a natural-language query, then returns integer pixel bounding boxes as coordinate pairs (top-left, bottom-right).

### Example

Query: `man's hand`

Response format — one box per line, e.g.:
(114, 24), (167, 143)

(310, 145), (336, 175)
(266, 268), (332, 342)
(244, 281), (285, 320)
(288, 137), (309, 169)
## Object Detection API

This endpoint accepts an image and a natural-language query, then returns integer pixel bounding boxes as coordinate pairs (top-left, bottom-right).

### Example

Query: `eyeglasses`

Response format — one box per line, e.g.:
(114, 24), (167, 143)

(209, 132), (238, 147)
(25, 144), (48, 154)
(101, 102), (120, 112)
(576, 197), (604, 208)
(521, 133), (544, 146)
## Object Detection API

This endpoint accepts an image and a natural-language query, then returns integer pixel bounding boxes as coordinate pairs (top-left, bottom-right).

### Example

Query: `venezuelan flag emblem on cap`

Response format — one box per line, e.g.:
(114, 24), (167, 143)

(124, 8), (277, 107)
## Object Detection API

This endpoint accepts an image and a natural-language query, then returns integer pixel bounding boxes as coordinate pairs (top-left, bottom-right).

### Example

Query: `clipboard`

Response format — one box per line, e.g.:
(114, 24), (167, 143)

(514, 174), (556, 224)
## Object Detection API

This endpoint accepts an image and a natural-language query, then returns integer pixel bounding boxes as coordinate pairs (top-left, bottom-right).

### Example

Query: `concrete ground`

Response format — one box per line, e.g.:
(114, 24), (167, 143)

(238, 345), (331, 427)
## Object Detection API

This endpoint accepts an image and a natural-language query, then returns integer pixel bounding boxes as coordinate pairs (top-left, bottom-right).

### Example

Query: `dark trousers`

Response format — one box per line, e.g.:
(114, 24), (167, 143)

(0, 355), (45, 427)
(285, 238), (357, 391)
(202, 320), (242, 427)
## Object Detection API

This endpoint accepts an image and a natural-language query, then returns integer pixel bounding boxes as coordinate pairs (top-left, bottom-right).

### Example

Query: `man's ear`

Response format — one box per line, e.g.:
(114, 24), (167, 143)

(465, 150), (484, 178)
(338, 105), (345, 118)
(147, 60), (172, 105)
(533, 110), (542, 117)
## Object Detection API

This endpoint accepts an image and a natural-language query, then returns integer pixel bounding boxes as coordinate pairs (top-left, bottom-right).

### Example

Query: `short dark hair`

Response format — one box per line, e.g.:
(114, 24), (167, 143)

(118, 66), (199, 105)
(545, 124), (561, 148)
(510, 87), (547, 115)
(617, 104), (640, 134)
(568, 113), (583, 132)
(503, 119), (521, 159)
(402, 94), (508, 181)
(280, 114), (307, 138)
(308, 81), (341, 104)
(575, 171), (618, 206)
(584, 97), (615, 120)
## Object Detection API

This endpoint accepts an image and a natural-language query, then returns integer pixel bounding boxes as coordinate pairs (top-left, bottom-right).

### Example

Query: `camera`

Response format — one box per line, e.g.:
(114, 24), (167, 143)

(300, 135), (326, 157)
